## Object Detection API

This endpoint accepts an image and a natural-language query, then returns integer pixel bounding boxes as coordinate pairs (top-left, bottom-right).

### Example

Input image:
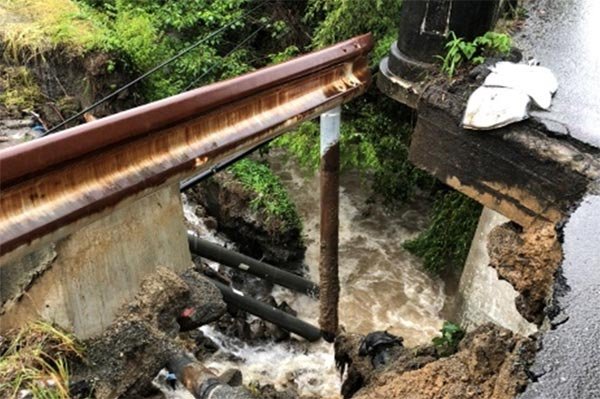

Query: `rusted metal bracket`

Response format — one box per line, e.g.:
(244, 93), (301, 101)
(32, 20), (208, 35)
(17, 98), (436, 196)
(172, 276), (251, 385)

(0, 34), (373, 261)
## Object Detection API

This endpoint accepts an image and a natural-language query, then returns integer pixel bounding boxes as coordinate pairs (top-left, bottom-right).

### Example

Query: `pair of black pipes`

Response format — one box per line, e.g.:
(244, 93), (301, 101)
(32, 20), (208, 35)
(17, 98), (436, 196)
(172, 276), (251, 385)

(188, 234), (318, 297)
(180, 107), (341, 343)
(187, 233), (322, 342)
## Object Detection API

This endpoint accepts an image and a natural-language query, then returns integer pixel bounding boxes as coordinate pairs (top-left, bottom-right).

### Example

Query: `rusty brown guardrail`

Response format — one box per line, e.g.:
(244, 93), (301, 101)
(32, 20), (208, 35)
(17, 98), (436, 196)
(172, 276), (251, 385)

(0, 34), (373, 260)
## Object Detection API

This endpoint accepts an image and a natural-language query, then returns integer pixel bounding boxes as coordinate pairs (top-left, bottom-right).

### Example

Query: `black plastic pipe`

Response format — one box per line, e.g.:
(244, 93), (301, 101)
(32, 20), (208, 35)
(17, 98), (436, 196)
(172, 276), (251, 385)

(188, 233), (319, 297)
(208, 278), (322, 342)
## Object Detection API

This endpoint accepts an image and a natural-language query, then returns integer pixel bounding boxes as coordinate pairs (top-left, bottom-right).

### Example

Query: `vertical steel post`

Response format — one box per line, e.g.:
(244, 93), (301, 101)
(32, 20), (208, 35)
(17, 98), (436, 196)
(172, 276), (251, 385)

(319, 105), (341, 342)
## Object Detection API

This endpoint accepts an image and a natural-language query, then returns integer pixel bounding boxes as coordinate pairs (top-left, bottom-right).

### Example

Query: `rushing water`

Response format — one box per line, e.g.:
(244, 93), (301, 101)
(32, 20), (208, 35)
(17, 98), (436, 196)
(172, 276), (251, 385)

(182, 151), (449, 398)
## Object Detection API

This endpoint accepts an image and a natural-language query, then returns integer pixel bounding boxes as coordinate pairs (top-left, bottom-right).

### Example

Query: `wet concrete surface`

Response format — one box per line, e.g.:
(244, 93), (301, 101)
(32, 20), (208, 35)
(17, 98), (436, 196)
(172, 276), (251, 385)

(519, 191), (600, 399)
(514, 0), (600, 148)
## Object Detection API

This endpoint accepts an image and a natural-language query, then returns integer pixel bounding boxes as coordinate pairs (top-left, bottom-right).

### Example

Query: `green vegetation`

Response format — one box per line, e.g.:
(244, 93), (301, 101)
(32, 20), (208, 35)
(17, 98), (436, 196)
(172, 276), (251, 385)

(438, 31), (512, 78)
(306, 0), (402, 63)
(404, 191), (482, 274)
(1, 0), (304, 100)
(271, 104), (383, 175)
(432, 321), (465, 357)
(273, 95), (433, 205)
(273, 0), (434, 205)
(0, 0), (108, 61)
(272, 0), (480, 275)
(0, 66), (41, 110)
(0, 321), (83, 399)
(75, 0), (270, 100)
(229, 159), (302, 231)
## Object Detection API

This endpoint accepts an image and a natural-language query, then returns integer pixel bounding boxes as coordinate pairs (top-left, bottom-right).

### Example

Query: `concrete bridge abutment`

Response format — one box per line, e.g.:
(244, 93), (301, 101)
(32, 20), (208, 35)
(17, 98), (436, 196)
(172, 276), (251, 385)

(0, 184), (191, 338)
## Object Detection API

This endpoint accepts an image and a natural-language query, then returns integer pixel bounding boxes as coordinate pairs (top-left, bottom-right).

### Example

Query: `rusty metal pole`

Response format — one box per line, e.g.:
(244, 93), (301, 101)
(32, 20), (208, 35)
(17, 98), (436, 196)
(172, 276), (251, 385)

(168, 352), (253, 399)
(319, 105), (341, 342)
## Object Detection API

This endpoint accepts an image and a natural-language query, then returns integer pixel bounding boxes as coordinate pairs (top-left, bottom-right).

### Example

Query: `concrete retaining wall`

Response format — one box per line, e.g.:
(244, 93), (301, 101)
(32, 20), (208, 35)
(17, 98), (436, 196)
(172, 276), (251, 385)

(457, 207), (537, 336)
(0, 184), (191, 338)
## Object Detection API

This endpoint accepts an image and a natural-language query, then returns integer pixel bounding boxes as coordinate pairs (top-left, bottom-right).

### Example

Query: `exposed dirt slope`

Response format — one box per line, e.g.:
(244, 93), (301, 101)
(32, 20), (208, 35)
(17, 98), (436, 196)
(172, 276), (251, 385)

(353, 324), (535, 399)
(487, 222), (562, 324)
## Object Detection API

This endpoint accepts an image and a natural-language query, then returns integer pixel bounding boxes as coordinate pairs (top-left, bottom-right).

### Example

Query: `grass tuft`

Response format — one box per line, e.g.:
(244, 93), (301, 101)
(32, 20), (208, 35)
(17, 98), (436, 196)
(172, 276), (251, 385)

(0, 321), (83, 399)
(0, 65), (41, 110)
(0, 0), (107, 62)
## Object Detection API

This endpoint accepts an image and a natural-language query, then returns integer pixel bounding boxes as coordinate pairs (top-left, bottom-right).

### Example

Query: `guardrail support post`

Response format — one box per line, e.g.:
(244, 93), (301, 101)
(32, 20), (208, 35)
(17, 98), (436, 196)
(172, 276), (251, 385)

(319, 105), (341, 341)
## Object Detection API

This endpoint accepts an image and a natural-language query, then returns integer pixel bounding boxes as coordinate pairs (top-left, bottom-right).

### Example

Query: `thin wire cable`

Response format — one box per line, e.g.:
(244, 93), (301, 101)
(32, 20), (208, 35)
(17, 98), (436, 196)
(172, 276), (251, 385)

(183, 25), (264, 92)
(41, 1), (265, 137)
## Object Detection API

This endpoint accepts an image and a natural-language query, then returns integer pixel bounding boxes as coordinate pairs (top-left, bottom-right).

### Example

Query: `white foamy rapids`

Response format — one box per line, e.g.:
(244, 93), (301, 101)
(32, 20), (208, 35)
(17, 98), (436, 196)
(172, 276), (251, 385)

(182, 194), (228, 246)
(200, 326), (341, 398)
(182, 193), (230, 272)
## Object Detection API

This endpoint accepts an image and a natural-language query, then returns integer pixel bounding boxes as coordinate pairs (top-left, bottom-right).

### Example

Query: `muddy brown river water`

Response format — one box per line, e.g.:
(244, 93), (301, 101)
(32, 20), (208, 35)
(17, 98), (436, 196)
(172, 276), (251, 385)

(183, 150), (450, 398)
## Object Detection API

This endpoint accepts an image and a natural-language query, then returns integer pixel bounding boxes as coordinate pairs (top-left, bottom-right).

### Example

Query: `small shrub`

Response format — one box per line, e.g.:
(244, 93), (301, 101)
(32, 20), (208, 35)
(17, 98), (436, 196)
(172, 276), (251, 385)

(438, 31), (512, 78)
(307, 0), (402, 62)
(271, 121), (321, 172)
(432, 321), (465, 357)
(269, 45), (300, 65)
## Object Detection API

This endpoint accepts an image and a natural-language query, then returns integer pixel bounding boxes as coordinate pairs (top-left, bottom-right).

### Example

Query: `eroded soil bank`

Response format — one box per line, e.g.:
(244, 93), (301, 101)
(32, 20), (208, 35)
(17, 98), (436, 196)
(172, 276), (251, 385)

(341, 323), (535, 399)
(339, 221), (565, 399)
(488, 222), (562, 325)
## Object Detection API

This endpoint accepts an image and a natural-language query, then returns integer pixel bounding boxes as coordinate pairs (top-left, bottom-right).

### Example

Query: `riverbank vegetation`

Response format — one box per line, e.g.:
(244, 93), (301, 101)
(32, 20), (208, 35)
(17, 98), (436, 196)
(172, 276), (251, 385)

(404, 191), (482, 274)
(0, 0), (481, 275)
(0, 321), (83, 399)
(274, 0), (481, 274)
(229, 159), (302, 231)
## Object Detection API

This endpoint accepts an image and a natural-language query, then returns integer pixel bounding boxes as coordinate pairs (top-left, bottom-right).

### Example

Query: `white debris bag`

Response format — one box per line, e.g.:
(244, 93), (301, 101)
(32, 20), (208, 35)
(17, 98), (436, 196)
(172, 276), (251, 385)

(462, 87), (531, 130)
(462, 62), (558, 130)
